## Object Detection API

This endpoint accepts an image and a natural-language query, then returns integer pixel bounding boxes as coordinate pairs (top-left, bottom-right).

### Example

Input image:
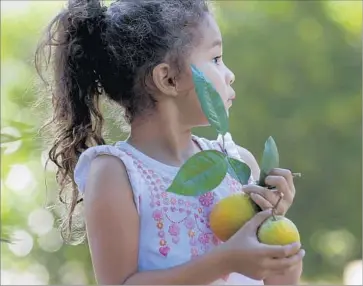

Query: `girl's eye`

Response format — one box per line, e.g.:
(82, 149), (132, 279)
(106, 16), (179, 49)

(212, 56), (222, 65)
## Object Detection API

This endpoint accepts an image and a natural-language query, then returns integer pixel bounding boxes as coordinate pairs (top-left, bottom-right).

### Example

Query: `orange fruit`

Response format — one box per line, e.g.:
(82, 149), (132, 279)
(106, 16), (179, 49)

(257, 215), (300, 245)
(209, 193), (260, 242)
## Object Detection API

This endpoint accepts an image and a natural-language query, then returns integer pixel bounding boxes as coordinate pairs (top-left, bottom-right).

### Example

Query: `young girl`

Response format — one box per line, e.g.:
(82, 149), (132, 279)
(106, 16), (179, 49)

(36, 0), (305, 284)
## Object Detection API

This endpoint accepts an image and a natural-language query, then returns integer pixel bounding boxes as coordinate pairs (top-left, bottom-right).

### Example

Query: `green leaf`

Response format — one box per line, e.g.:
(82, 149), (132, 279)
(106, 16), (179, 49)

(191, 65), (229, 135)
(226, 156), (251, 185)
(167, 150), (228, 196)
(259, 136), (279, 186)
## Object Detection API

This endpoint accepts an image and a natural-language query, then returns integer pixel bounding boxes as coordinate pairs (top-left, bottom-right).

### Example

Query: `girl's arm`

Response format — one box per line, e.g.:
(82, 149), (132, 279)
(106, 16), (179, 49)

(83, 155), (232, 285)
(237, 146), (303, 285)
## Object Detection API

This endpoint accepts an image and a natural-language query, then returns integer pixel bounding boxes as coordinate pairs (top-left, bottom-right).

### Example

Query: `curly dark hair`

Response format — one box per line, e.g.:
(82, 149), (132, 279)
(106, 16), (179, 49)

(35, 0), (210, 242)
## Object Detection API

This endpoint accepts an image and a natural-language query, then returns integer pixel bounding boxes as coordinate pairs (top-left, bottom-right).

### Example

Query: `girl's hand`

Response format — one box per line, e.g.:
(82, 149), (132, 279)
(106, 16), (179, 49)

(243, 168), (296, 215)
(221, 209), (305, 281)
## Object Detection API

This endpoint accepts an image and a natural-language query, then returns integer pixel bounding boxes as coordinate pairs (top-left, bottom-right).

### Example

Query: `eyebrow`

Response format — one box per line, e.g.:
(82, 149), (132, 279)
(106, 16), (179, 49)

(210, 39), (222, 48)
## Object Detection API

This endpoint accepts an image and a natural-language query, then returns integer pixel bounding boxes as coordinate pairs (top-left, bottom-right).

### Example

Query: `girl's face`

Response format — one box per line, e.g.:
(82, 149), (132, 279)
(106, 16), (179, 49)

(177, 13), (236, 127)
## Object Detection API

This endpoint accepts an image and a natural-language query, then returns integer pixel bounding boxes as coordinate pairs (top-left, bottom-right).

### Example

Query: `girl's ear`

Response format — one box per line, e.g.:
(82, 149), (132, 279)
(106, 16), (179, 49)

(152, 63), (178, 97)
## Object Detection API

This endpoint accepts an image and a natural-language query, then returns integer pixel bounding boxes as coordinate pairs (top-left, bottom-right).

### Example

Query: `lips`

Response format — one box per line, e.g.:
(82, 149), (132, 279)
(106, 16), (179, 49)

(228, 90), (236, 101)
(229, 94), (236, 101)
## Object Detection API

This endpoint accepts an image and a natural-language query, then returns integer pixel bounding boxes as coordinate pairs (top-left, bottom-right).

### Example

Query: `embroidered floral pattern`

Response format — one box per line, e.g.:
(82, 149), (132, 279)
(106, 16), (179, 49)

(168, 223), (180, 236)
(198, 192), (215, 207)
(184, 217), (195, 229)
(198, 233), (210, 245)
(117, 142), (247, 261)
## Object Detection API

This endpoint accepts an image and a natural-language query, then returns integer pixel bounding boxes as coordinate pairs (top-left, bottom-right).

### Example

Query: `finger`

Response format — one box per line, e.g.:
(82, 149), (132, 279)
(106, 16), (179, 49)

(274, 260), (304, 277)
(244, 209), (273, 231)
(250, 193), (274, 210)
(243, 184), (267, 194)
(265, 175), (292, 203)
(244, 186), (282, 213)
(270, 168), (294, 191)
(243, 184), (280, 205)
(267, 249), (305, 271)
(264, 242), (301, 258)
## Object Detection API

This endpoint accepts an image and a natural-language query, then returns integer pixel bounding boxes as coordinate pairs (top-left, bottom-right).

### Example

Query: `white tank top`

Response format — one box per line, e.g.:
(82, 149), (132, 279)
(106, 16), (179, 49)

(74, 133), (263, 285)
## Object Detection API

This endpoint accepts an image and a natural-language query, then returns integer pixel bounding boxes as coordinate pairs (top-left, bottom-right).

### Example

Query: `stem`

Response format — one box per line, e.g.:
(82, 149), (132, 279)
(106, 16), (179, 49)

(272, 192), (284, 220)
(272, 211), (276, 220)
(222, 135), (226, 152)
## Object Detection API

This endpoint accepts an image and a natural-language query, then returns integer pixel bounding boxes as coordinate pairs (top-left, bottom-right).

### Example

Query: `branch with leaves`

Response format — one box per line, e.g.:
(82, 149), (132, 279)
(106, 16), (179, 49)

(166, 65), (288, 198)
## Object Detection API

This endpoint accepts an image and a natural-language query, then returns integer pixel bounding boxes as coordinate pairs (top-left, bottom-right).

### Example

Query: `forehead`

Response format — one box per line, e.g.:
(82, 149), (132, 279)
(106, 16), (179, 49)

(198, 14), (222, 48)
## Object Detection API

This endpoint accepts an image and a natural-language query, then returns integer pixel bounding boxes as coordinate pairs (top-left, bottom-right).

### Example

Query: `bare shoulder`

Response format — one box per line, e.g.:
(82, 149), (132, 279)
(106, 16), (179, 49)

(236, 146), (260, 179)
(83, 154), (137, 205)
(82, 154), (140, 284)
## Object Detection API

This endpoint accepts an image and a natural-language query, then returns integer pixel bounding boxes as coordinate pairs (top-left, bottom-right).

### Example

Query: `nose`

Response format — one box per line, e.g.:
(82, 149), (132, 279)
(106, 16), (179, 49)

(226, 67), (235, 85)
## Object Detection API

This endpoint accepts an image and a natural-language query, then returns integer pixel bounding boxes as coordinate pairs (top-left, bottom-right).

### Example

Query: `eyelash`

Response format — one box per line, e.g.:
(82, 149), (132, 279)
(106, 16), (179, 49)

(213, 55), (222, 65)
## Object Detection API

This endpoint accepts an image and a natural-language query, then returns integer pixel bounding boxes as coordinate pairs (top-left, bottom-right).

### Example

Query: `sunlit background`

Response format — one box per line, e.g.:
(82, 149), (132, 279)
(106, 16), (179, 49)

(1, 1), (362, 285)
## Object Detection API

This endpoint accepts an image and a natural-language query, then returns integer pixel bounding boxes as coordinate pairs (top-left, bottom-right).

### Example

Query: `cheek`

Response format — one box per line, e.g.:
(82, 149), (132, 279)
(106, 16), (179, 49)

(200, 67), (228, 103)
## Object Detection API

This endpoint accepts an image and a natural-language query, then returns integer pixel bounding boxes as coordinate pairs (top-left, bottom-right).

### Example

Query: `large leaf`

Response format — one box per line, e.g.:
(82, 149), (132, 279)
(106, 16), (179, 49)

(259, 136), (279, 186)
(191, 65), (229, 136)
(167, 150), (228, 196)
(226, 156), (251, 185)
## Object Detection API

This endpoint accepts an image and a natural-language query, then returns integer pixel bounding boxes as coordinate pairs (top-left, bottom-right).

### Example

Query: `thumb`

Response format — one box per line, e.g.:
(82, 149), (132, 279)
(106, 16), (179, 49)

(244, 209), (272, 231)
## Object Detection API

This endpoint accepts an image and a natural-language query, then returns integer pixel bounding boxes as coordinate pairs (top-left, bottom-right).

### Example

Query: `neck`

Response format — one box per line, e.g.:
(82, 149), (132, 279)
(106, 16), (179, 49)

(127, 111), (199, 167)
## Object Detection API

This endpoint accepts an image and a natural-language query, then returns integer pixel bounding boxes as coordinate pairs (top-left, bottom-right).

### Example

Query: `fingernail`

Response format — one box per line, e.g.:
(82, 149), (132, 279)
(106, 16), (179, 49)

(291, 242), (301, 248)
(301, 249), (306, 257)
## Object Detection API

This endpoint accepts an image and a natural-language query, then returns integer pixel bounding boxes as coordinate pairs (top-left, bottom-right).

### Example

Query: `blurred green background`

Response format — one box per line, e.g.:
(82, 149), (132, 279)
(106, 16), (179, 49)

(1, 0), (362, 285)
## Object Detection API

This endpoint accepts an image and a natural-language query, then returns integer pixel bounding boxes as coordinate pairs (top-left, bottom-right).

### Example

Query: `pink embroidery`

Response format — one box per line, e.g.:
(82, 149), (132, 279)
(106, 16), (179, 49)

(152, 210), (162, 221)
(189, 236), (197, 246)
(172, 236), (180, 244)
(120, 146), (237, 260)
(198, 233), (210, 244)
(159, 246), (170, 257)
(191, 247), (199, 258)
(184, 217), (195, 229)
(168, 223), (180, 236)
(198, 192), (214, 207)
